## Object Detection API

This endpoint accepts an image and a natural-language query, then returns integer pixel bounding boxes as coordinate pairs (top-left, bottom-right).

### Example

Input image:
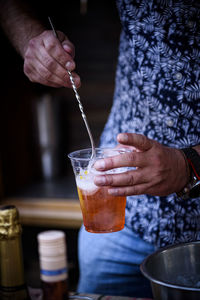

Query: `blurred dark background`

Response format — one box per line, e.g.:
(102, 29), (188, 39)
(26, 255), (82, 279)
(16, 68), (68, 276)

(0, 0), (121, 291)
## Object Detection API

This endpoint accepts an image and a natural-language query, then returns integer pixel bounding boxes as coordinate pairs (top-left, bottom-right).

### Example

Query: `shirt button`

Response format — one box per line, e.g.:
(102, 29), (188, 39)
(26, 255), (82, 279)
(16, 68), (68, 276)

(175, 72), (183, 80)
(166, 119), (174, 127)
(188, 21), (194, 28)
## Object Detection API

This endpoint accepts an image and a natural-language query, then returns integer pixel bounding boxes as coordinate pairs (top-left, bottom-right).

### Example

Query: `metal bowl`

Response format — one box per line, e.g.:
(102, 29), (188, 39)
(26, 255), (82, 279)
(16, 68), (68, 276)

(140, 241), (200, 300)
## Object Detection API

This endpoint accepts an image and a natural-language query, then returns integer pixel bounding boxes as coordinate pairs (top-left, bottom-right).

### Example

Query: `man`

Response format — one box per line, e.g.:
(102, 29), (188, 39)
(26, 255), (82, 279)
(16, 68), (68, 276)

(1, 0), (200, 297)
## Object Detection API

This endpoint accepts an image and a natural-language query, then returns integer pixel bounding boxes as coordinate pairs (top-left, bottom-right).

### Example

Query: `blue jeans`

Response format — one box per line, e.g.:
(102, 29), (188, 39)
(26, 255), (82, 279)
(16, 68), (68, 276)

(77, 225), (155, 298)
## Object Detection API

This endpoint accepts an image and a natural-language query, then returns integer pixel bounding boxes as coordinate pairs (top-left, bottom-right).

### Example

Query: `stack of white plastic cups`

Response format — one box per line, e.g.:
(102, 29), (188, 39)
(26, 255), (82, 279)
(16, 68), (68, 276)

(37, 230), (68, 283)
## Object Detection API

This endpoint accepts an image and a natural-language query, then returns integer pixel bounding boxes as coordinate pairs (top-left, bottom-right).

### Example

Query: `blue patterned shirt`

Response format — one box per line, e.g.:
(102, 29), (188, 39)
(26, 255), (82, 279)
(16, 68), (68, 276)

(100, 0), (200, 247)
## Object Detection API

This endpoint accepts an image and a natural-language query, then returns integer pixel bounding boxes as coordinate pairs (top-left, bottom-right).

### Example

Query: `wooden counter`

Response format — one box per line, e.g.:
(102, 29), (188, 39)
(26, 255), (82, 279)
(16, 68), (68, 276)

(2, 197), (82, 228)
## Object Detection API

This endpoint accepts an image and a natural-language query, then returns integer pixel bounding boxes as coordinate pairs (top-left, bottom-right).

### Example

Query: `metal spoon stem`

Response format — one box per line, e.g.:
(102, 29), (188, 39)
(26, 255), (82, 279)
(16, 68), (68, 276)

(48, 17), (96, 159)
(67, 70), (96, 158)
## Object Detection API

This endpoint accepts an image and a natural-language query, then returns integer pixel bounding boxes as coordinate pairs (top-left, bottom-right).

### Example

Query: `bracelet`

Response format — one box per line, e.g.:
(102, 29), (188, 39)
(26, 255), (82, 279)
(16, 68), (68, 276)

(176, 149), (191, 198)
(178, 149), (191, 184)
(176, 148), (200, 199)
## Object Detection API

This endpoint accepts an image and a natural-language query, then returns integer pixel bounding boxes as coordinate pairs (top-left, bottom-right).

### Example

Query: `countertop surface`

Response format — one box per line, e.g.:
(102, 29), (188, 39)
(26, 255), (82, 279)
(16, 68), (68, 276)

(29, 288), (153, 300)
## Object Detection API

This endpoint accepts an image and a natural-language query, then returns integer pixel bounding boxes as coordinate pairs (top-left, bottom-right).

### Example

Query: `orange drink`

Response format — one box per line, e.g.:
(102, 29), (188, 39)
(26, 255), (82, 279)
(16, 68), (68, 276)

(68, 148), (129, 233)
(76, 177), (126, 233)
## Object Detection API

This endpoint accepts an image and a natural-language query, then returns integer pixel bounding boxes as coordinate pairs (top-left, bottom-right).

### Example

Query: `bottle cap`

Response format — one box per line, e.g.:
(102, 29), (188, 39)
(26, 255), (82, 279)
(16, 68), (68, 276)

(38, 230), (65, 243)
(37, 230), (68, 282)
(0, 205), (21, 239)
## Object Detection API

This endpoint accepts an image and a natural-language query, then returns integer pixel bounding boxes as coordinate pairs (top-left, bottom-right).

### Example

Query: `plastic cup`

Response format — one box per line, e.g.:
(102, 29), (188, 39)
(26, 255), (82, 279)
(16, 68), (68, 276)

(68, 148), (129, 233)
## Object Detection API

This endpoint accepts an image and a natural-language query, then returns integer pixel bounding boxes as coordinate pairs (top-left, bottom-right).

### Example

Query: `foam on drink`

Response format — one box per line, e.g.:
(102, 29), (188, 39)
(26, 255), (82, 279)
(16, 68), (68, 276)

(75, 168), (98, 194)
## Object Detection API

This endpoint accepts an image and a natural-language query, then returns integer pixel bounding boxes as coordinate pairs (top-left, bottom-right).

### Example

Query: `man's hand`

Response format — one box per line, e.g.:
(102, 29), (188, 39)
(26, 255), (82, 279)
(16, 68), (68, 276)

(94, 133), (188, 197)
(0, 0), (80, 88)
(23, 30), (80, 88)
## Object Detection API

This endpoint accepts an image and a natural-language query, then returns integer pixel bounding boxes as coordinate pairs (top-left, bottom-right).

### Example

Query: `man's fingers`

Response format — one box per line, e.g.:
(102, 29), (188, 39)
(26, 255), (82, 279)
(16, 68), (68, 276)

(36, 47), (80, 87)
(24, 60), (64, 86)
(62, 41), (75, 59)
(57, 31), (75, 58)
(24, 52), (80, 88)
(117, 133), (152, 151)
(108, 183), (151, 197)
(94, 151), (146, 171)
(94, 170), (148, 187)
(42, 32), (75, 68)
(23, 30), (81, 88)
(35, 47), (71, 81)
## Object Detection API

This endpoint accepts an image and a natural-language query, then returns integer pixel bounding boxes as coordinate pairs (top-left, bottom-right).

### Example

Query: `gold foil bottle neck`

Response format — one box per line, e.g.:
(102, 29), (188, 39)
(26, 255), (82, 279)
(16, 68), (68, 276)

(0, 205), (22, 240)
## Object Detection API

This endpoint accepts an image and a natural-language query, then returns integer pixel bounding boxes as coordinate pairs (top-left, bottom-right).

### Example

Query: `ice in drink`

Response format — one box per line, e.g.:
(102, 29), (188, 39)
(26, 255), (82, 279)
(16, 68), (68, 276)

(76, 170), (126, 233)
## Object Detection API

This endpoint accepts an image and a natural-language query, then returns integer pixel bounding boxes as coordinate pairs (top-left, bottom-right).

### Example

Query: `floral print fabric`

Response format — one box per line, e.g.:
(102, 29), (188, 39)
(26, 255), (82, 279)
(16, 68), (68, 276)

(100, 0), (200, 247)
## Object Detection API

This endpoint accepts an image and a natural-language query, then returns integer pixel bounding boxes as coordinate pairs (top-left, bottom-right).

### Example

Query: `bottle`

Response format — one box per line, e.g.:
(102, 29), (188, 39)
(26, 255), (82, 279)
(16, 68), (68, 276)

(0, 205), (30, 300)
(37, 230), (68, 300)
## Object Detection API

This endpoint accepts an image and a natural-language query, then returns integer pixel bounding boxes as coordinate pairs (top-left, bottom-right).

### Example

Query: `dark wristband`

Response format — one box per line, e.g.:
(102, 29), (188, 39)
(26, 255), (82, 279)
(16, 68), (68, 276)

(176, 147), (200, 199)
(181, 148), (200, 180)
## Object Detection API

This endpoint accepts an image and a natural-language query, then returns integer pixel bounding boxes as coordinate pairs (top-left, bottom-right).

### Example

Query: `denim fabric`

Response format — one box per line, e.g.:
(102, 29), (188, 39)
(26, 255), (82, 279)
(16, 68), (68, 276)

(77, 225), (155, 298)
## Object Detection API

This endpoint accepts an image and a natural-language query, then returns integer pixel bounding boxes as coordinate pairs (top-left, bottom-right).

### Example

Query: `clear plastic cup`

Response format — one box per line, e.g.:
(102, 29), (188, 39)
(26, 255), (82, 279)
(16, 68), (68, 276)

(68, 148), (129, 233)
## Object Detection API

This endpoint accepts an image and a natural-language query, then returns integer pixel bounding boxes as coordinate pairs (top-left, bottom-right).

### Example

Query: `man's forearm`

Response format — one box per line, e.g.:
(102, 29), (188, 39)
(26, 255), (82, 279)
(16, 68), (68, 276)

(0, 0), (45, 58)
